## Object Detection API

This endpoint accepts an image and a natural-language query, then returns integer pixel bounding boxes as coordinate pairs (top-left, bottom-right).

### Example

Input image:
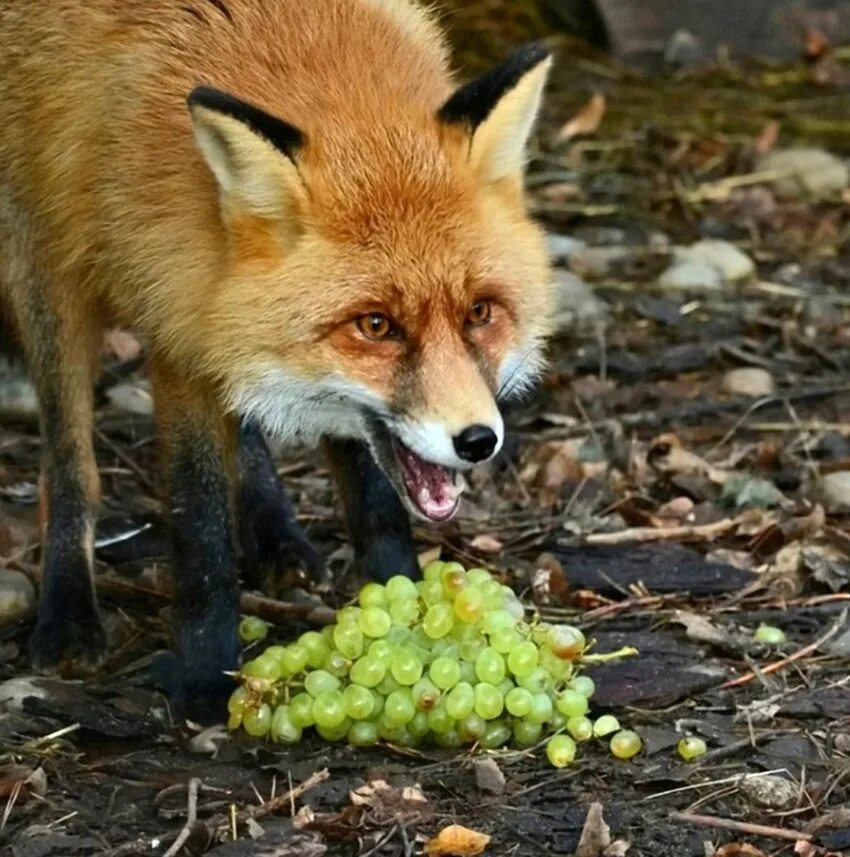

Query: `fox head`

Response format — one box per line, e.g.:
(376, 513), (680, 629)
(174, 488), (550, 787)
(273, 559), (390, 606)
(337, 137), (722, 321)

(188, 43), (554, 522)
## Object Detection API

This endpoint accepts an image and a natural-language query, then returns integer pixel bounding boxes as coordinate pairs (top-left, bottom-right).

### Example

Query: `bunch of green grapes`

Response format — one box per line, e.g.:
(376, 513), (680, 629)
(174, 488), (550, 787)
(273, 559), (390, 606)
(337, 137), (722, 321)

(228, 562), (639, 767)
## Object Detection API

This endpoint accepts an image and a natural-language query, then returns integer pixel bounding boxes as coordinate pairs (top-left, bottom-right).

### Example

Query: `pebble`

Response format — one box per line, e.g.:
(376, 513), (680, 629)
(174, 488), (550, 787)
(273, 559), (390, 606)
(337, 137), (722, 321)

(678, 239), (755, 281)
(819, 471), (850, 511)
(569, 245), (631, 279)
(757, 147), (849, 199)
(722, 368), (775, 398)
(739, 774), (798, 809)
(0, 357), (38, 419)
(106, 381), (153, 416)
(546, 233), (586, 263)
(474, 757), (506, 795)
(551, 270), (608, 334)
(0, 568), (36, 628)
(658, 259), (723, 291)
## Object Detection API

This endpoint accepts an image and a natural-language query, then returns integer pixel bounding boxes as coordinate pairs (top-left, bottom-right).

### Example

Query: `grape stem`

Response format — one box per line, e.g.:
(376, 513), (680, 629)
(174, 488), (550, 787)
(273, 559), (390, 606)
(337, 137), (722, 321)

(579, 646), (639, 664)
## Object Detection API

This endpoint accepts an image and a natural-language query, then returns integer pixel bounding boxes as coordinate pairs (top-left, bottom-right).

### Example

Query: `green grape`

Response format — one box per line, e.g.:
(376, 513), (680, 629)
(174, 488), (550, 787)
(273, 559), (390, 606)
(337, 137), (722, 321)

(480, 720), (512, 750)
(467, 568), (492, 586)
(239, 616), (269, 643)
(336, 606), (361, 626)
(547, 735), (577, 768)
(333, 623), (365, 659)
(386, 575), (419, 602)
(419, 580), (445, 606)
(546, 625), (586, 660)
(289, 693), (315, 728)
(567, 716), (593, 742)
(556, 690), (589, 719)
(593, 715), (620, 737)
(513, 719), (542, 747)
(426, 702), (455, 735)
(459, 660), (477, 685)
(359, 606), (392, 638)
(527, 692), (554, 725)
(570, 676), (595, 699)
(369, 692), (384, 719)
(281, 643), (308, 675)
(475, 648), (506, 684)
(458, 713), (487, 743)
(412, 678), (441, 711)
(384, 689), (416, 725)
(227, 710), (242, 731)
(482, 610), (514, 636)
(317, 718), (351, 743)
(228, 686), (249, 715)
(422, 603), (455, 639)
(610, 730), (642, 760)
(368, 639), (393, 661)
(451, 621), (478, 642)
(312, 691), (346, 729)
(241, 655), (280, 681)
(343, 684), (375, 720)
(305, 670), (341, 697)
(517, 667), (551, 694)
(497, 678), (514, 699)
(390, 599), (420, 626)
(453, 587), (484, 623)
(386, 625), (412, 645)
(299, 631), (331, 669)
(506, 687), (533, 717)
(323, 650), (351, 678)
(408, 711), (430, 738)
(754, 624), (786, 644)
(490, 628), (521, 655)
(410, 627), (433, 651)
(445, 682), (475, 720)
(359, 582), (388, 608)
(260, 645), (288, 666)
(460, 637), (486, 663)
(441, 563), (468, 598)
(321, 625), (335, 646)
(377, 674), (402, 697)
(430, 638), (460, 660)
(349, 656), (387, 688)
(538, 647), (574, 682)
(270, 706), (302, 744)
(481, 581), (504, 611)
(430, 656), (461, 690)
(678, 736), (708, 761)
(348, 720), (379, 746)
(393, 728), (421, 749)
(434, 730), (463, 749)
(422, 560), (445, 583)
(550, 711), (567, 731)
(243, 704), (272, 737)
(390, 648), (424, 686)
(474, 683), (504, 720)
(377, 716), (406, 743)
(507, 641), (539, 677)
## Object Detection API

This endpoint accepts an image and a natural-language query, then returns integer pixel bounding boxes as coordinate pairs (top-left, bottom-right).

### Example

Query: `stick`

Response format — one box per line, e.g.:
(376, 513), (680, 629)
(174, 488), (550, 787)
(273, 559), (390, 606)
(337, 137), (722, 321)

(669, 811), (811, 842)
(239, 592), (336, 628)
(721, 610), (849, 689)
(162, 778), (200, 857)
(583, 517), (740, 546)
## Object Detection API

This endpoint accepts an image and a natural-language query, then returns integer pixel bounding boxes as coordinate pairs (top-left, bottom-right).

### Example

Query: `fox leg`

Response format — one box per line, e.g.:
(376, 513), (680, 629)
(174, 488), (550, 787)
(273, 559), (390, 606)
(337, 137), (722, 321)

(325, 439), (420, 582)
(236, 420), (322, 589)
(150, 361), (241, 720)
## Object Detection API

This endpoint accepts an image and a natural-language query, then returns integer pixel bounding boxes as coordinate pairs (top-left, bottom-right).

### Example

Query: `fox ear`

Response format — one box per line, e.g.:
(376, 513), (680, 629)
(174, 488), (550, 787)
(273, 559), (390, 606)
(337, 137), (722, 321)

(187, 87), (306, 220)
(439, 43), (552, 185)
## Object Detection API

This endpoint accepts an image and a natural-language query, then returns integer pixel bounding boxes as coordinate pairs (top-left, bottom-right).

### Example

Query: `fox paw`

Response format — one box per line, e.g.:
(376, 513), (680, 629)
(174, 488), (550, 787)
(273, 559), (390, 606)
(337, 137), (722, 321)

(30, 615), (109, 676)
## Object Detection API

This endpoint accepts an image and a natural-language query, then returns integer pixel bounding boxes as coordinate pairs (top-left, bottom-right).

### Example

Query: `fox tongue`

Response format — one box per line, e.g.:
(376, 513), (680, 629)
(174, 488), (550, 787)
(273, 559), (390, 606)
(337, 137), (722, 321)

(395, 442), (460, 521)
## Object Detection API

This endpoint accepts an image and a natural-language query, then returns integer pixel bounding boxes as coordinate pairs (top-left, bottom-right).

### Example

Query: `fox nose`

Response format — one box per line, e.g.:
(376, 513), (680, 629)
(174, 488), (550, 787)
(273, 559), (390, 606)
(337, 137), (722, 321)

(453, 425), (498, 463)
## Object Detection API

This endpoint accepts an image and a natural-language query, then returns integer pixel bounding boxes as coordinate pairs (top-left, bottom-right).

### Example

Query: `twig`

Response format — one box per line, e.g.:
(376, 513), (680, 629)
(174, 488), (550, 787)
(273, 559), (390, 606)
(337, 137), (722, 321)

(583, 517), (740, 546)
(670, 811), (811, 842)
(720, 609), (849, 689)
(162, 777), (200, 857)
(239, 592), (336, 628)
(643, 769), (790, 803)
(95, 428), (154, 490)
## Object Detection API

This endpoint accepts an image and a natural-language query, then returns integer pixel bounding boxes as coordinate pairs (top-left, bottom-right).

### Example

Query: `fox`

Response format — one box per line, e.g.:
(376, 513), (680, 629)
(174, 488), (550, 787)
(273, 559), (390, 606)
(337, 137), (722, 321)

(0, 0), (555, 719)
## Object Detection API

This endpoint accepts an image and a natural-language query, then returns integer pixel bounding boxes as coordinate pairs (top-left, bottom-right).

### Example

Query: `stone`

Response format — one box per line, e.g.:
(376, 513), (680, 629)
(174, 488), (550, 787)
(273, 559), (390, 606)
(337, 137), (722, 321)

(546, 233), (586, 262)
(678, 239), (755, 281)
(569, 245), (631, 279)
(819, 471), (850, 512)
(658, 259), (723, 291)
(757, 147), (849, 200)
(739, 774), (798, 809)
(552, 270), (608, 333)
(474, 757), (506, 795)
(722, 368), (775, 398)
(0, 568), (36, 627)
(106, 380), (153, 416)
(0, 357), (38, 419)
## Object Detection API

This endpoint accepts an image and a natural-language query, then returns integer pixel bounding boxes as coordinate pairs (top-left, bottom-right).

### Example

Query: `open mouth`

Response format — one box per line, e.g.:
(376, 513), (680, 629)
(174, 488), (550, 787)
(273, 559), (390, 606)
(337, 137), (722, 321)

(392, 439), (464, 522)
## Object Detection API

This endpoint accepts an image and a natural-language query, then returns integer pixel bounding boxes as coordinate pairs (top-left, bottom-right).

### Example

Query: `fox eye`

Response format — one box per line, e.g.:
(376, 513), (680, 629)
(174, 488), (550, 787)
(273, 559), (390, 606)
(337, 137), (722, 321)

(357, 313), (397, 341)
(467, 300), (492, 327)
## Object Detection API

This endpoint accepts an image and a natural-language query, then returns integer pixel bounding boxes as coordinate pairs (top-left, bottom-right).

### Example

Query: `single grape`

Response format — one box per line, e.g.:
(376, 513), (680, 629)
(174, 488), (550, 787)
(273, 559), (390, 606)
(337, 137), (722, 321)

(358, 606), (393, 639)
(567, 716), (593, 742)
(390, 648), (424, 686)
(678, 736), (708, 761)
(347, 720), (379, 746)
(482, 610), (515, 636)
(323, 650), (350, 678)
(384, 689), (416, 725)
(569, 676), (595, 699)
(281, 644), (308, 675)
(513, 719), (542, 747)
(336, 606), (361, 626)
(538, 647), (574, 683)
(474, 683), (504, 720)
(419, 580), (444, 606)
(386, 626), (412, 645)
(430, 656), (461, 690)
(239, 616), (269, 643)
(506, 687), (534, 717)
(507, 641), (539, 677)
(270, 706), (302, 744)
(408, 711), (430, 738)
(453, 587), (484, 624)
(359, 582), (388, 608)
(445, 682), (475, 720)
(343, 684), (375, 720)
(333, 623), (365, 659)
(527, 692), (554, 725)
(441, 563), (468, 598)
(377, 716), (407, 743)
(490, 627), (521, 655)
(289, 693), (315, 728)
(243, 704), (272, 737)
(460, 638), (487, 663)
(241, 655), (280, 681)
(312, 691), (347, 729)
(426, 702), (455, 735)
(459, 660), (477, 685)
(546, 625), (586, 660)
(430, 638), (460, 660)
(321, 625), (335, 645)
(610, 730), (642, 760)
(300, 631), (331, 669)
(227, 710), (242, 731)
(517, 667), (551, 694)
(451, 622), (478, 642)
(316, 718), (352, 743)
(556, 689), (589, 719)
(423, 560), (445, 583)
(497, 678), (514, 699)
(349, 656), (387, 688)
(423, 603), (455, 639)
(480, 720), (512, 750)
(412, 678), (441, 711)
(434, 730), (463, 750)
(593, 715), (620, 737)
(377, 674), (402, 697)
(386, 575), (419, 602)
(754, 624), (786, 644)
(305, 670), (342, 697)
(368, 640), (393, 661)
(475, 648), (506, 684)
(550, 711), (567, 731)
(390, 600), (420, 626)
(547, 735), (577, 768)
(228, 686), (249, 715)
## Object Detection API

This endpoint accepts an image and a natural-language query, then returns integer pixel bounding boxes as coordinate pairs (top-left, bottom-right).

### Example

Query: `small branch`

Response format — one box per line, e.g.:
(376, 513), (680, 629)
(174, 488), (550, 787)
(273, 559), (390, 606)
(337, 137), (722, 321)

(584, 517), (740, 546)
(163, 778), (201, 857)
(670, 811), (811, 842)
(239, 592), (336, 628)
(721, 609), (849, 689)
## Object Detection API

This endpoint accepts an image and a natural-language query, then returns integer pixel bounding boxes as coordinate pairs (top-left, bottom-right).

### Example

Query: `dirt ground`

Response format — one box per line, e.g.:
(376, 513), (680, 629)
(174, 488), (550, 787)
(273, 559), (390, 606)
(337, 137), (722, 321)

(2, 32), (850, 857)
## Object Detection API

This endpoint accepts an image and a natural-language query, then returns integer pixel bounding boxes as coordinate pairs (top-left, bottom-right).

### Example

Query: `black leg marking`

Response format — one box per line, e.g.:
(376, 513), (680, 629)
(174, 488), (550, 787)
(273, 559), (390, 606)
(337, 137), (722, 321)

(326, 439), (420, 583)
(236, 421), (323, 589)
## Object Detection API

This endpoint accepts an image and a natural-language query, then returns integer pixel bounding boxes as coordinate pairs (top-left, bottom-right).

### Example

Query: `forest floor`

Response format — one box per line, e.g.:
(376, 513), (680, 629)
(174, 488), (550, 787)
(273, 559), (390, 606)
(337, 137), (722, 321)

(2, 38), (850, 857)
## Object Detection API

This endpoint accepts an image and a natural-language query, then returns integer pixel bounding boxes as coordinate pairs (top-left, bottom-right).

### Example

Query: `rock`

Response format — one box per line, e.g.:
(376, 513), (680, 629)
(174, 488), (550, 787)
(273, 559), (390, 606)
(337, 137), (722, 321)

(546, 233), (586, 262)
(0, 677), (51, 713)
(757, 147), (849, 200)
(0, 357), (38, 419)
(819, 471), (850, 511)
(0, 568), (35, 627)
(552, 270), (608, 333)
(664, 29), (704, 67)
(106, 380), (153, 416)
(659, 259), (723, 291)
(722, 368), (775, 398)
(474, 757), (506, 795)
(739, 774), (798, 809)
(678, 239), (755, 281)
(569, 245), (631, 279)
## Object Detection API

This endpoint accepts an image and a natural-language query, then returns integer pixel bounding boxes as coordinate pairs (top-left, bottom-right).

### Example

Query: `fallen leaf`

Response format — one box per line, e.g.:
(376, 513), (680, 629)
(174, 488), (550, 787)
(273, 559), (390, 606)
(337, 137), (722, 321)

(425, 824), (490, 856)
(804, 28), (831, 61)
(576, 802), (611, 857)
(647, 433), (727, 484)
(754, 121), (780, 155)
(715, 845), (768, 857)
(470, 534), (503, 554)
(558, 92), (607, 141)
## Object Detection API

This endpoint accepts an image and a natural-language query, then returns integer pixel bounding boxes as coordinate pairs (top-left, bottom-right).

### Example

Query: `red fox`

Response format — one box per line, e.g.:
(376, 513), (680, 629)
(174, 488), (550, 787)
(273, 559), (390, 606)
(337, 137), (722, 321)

(0, 0), (554, 718)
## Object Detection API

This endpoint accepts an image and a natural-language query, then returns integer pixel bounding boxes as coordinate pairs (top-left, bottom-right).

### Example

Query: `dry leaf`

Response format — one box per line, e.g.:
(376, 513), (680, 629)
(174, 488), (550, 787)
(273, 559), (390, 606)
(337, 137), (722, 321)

(804, 27), (831, 61)
(715, 845), (768, 857)
(558, 93), (607, 141)
(576, 802), (611, 857)
(470, 534), (503, 554)
(754, 121), (780, 155)
(425, 824), (490, 856)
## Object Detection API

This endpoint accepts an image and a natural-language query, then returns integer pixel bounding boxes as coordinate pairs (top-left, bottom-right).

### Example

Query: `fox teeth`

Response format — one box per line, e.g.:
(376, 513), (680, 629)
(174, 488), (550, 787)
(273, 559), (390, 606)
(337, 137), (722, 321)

(418, 487), (432, 507)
